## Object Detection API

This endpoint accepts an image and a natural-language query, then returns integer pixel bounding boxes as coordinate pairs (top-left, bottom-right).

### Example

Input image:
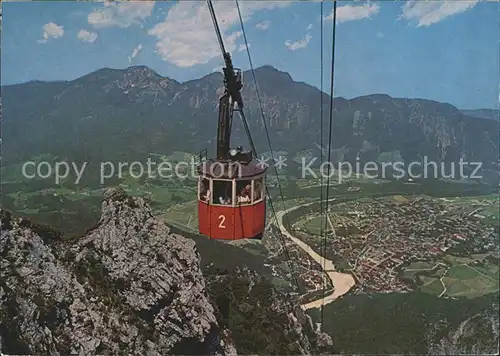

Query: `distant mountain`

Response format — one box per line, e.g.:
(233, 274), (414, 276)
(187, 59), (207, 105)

(2, 65), (498, 171)
(461, 109), (500, 122)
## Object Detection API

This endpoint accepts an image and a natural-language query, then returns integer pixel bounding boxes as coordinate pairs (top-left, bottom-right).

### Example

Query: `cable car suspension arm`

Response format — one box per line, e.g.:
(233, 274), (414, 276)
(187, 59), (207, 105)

(207, 0), (243, 160)
(207, 0), (303, 294)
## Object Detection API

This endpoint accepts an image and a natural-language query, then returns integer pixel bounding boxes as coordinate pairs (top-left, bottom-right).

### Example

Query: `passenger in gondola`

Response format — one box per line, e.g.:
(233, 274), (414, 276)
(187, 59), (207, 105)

(218, 185), (232, 205)
(200, 180), (206, 198)
(204, 188), (211, 202)
(237, 184), (251, 204)
(200, 180), (210, 202)
(253, 181), (262, 201)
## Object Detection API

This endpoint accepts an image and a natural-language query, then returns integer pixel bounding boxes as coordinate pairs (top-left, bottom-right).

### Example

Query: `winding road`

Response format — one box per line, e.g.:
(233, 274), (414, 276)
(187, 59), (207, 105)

(274, 199), (356, 310)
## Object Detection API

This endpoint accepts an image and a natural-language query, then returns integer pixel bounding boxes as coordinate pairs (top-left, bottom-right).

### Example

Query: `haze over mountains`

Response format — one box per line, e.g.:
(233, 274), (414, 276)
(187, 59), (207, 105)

(2, 65), (499, 172)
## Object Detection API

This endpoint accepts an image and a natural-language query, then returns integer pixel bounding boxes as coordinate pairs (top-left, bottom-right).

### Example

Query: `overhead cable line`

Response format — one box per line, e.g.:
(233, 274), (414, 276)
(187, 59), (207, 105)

(234, 0), (290, 215)
(321, 0), (338, 331)
(239, 108), (301, 291)
(206, 0), (302, 294)
(207, 0), (227, 58)
(234, 0), (301, 293)
(319, 0), (327, 330)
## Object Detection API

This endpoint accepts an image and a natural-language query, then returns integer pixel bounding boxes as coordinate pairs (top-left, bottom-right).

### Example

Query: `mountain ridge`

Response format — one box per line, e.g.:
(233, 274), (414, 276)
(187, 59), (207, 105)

(461, 108), (500, 121)
(4, 64), (496, 112)
(2, 65), (498, 177)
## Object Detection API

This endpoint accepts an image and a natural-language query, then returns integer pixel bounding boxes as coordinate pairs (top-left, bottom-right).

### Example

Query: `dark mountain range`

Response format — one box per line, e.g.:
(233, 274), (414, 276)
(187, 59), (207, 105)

(2, 65), (499, 171)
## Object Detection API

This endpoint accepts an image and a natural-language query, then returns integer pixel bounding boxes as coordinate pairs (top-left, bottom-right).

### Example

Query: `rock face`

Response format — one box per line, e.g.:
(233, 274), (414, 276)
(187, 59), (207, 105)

(0, 187), (236, 355)
(203, 265), (334, 355)
(3, 66), (498, 171)
(429, 300), (499, 355)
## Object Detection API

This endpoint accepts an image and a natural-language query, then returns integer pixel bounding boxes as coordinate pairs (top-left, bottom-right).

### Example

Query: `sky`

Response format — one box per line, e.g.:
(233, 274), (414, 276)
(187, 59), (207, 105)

(1, 0), (498, 110)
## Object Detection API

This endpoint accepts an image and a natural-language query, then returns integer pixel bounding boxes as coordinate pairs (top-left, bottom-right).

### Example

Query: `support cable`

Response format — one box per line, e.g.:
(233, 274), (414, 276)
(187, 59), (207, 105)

(235, 0), (289, 215)
(321, 0), (338, 331)
(235, 0), (302, 293)
(207, 0), (302, 294)
(319, 0), (327, 329)
(207, 1), (227, 57)
(239, 109), (301, 291)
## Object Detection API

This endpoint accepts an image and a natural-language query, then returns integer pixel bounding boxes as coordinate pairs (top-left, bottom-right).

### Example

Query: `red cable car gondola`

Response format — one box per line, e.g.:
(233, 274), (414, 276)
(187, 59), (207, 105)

(196, 43), (267, 240)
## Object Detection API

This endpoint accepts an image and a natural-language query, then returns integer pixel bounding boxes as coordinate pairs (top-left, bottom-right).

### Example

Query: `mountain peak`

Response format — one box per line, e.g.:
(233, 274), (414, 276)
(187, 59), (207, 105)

(124, 65), (162, 79)
(255, 65), (278, 71)
(362, 94), (392, 101)
(0, 189), (237, 354)
(253, 65), (287, 75)
(251, 65), (293, 84)
(72, 65), (179, 89)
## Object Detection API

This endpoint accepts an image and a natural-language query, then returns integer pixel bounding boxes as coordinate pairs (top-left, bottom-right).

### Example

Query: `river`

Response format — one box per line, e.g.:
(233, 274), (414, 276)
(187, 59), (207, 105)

(275, 199), (356, 310)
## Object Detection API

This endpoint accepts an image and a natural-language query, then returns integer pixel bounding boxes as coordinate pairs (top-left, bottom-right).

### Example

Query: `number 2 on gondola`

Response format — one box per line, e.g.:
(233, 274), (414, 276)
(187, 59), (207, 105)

(218, 215), (226, 228)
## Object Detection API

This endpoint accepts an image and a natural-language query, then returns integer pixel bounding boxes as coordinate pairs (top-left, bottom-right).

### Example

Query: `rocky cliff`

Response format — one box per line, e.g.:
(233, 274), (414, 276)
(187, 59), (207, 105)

(429, 299), (499, 355)
(0, 187), (334, 355)
(203, 265), (333, 355)
(0, 187), (237, 355)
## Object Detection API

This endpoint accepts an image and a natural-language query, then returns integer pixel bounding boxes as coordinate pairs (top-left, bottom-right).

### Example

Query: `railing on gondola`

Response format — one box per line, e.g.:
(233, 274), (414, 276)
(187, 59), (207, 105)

(198, 148), (207, 164)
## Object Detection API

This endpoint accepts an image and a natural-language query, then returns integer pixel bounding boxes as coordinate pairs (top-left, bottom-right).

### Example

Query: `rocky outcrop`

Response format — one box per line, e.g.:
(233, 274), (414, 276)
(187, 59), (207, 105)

(203, 265), (334, 355)
(429, 300), (499, 355)
(0, 187), (236, 355)
(286, 304), (333, 354)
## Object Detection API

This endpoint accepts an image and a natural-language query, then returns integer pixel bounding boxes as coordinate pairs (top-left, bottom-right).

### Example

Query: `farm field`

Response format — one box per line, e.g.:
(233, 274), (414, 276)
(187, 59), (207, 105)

(299, 215), (327, 235)
(439, 194), (499, 224)
(159, 200), (198, 233)
(416, 255), (499, 298)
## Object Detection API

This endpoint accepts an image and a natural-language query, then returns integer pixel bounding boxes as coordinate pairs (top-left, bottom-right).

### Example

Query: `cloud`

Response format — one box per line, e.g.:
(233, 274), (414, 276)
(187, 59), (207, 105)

(285, 33), (312, 51)
(324, 3), (380, 23)
(88, 1), (155, 28)
(399, 1), (479, 27)
(77, 29), (97, 43)
(37, 22), (64, 44)
(148, 1), (291, 67)
(376, 31), (384, 38)
(256, 20), (271, 30)
(306, 23), (313, 30)
(238, 43), (250, 52)
(128, 44), (143, 63)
